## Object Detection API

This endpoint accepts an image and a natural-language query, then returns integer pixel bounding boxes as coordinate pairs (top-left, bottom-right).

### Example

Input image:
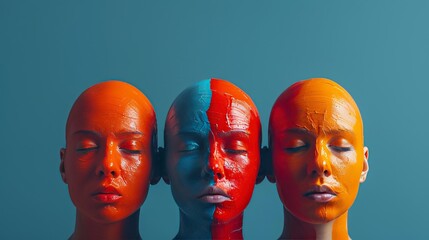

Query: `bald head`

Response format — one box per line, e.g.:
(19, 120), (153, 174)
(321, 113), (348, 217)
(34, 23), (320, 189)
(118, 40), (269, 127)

(270, 78), (363, 141)
(268, 78), (369, 228)
(163, 78), (262, 227)
(165, 78), (260, 138)
(66, 80), (156, 142)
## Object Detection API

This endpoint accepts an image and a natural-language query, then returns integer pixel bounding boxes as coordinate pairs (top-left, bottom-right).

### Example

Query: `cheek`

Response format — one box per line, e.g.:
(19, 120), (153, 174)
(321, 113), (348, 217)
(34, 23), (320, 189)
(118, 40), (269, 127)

(226, 154), (259, 201)
(65, 154), (93, 184)
(122, 156), (152, 193)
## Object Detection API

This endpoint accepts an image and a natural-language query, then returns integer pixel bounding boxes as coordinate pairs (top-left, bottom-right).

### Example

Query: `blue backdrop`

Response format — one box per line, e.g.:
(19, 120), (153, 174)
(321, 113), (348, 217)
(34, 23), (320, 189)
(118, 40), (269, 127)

(1, 1), (427, 239)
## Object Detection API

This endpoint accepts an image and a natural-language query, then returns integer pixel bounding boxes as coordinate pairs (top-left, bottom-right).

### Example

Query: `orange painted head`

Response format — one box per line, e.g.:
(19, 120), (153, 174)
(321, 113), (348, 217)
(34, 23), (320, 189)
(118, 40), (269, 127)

(269, 78), (369, 224)
(60, 80), (157, 223)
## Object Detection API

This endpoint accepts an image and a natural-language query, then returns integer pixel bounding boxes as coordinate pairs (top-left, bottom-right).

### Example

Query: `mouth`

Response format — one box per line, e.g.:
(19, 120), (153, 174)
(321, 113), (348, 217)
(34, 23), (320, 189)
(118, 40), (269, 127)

(92, 186), (122, 203)
(198, 186), (231, 204)
(304, 185), (337, 203)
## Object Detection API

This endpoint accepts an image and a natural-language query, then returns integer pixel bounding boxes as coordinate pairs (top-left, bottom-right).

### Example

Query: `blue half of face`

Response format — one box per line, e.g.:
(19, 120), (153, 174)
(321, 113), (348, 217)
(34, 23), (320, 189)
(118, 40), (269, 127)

(165, 79), (215, 226)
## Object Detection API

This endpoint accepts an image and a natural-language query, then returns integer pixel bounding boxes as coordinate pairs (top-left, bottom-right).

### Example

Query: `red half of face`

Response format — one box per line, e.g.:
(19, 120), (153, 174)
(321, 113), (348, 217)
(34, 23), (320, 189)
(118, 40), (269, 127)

(206, 79), (261, 223)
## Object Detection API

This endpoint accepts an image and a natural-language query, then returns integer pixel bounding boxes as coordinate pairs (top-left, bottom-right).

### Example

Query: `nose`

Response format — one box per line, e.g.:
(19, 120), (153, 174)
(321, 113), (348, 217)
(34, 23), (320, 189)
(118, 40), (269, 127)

(95, 140), (121, 178)
(307, 141), (332, 177)
(206, 142), (225, 181)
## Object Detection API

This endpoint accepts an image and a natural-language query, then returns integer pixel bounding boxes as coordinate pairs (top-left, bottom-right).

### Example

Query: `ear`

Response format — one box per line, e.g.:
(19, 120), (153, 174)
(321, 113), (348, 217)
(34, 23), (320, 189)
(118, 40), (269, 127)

(150, 131), (161, 185)
(59, 148), (68, 184)
(256, 146), (268, 184)
(360, 146), (369, 183)
(265, 146), (276, 183)
(158, 147), (170, 185)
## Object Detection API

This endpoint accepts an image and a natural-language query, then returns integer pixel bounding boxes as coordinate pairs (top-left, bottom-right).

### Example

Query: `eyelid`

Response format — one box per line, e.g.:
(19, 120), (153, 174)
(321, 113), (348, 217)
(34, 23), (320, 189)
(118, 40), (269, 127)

(76, 139), (98, 153)
(179, 141), (200, 152)
(76, 146), (98, 152)
(119, 140), (143, 154)
(283, 139), (308, 153)
(223, 140), (248, 154)
(328, 138), (353, 152)
(329, 145), (352, 152)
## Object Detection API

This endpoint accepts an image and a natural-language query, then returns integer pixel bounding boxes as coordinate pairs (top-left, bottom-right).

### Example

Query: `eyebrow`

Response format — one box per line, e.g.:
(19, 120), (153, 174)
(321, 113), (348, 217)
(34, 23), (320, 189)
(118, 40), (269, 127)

(176, 131), (206, 138)
(116, 130), (144, 136)
(217, 130), (250, 138)
(283, 128), (315, 136)
(323, 129), (355, 138)
(283, 128), (355, 137)
(72, 130), (144, 137)
(72, 130), (100, 136)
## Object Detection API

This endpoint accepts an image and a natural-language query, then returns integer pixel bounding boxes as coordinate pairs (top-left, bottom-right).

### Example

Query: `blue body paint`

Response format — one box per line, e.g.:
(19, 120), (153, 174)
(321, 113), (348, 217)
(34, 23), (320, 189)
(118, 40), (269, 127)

(165, 79), (214, 239)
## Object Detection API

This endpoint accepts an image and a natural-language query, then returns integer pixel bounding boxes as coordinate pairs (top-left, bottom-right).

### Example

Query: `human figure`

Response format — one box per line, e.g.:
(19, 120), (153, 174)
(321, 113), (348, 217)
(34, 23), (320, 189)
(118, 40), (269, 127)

(163, 79), (262, 239)
(268, 78), (369, 240)
(60, 80), (158, 240)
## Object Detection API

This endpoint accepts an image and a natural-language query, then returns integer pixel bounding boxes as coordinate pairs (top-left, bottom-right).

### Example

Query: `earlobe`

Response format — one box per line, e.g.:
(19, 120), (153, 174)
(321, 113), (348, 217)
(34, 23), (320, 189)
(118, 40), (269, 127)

(150, 146), (161, 185)
(59, 148), (67, 184)
(150, 129), (161, 185)
(256, 147), (268, 184)
(157, 147), (170, 185)
(264, 146), (276, 183)
(360, 146), (369, 183)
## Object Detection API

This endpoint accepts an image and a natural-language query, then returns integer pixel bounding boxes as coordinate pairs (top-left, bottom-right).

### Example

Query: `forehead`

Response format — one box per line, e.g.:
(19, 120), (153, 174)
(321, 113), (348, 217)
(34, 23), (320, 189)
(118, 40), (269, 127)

(271, 80), (362, 135)
(67, 83), (154, 135)
(167, 79), (259, 134)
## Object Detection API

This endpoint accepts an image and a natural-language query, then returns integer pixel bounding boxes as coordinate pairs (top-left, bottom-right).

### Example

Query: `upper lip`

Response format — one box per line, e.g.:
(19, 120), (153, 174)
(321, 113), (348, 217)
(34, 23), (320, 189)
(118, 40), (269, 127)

(198, 186), (230, 199)
(92, 186), (121, 196)
(304, 185), (337, 196)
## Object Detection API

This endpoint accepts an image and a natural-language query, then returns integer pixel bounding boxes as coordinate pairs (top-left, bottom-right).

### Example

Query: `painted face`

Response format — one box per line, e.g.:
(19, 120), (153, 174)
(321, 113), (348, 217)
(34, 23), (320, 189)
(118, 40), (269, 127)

(269, 78), (369, 224)
(60, 81), (156, 223)
(165, 79), (261, 224)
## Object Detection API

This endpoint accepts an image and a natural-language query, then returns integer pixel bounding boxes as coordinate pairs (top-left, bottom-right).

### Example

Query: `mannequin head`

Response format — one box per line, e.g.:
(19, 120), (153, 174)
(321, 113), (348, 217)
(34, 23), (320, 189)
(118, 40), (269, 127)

(269, 78), (369, 224)
(164, 79), (261, 225)
(60, 80), (157, 224)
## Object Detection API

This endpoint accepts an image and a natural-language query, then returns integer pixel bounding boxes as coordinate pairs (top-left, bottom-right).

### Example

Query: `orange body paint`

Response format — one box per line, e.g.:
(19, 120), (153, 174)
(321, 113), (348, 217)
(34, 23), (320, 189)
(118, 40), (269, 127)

(60, 81), (157, 240)
(268, 78), (369, 240)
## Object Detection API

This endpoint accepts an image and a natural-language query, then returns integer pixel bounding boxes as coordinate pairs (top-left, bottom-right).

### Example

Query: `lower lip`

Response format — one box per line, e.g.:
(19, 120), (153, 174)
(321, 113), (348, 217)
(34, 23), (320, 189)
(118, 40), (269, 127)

(199, 195), (230, 203)
(305, 193), (336, 202)
(93, 194), (122, 203)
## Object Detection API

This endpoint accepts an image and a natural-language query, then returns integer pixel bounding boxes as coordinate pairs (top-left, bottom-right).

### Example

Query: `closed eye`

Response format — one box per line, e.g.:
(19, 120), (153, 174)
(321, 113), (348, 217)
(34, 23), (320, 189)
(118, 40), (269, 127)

(179, 142), (200, 152)
(120, 148), (142, 155)
(224, 149), (247, 154)
(284, 145), (308, 153)
(76, 146), (98, 153)
(329, 145), (352, 152)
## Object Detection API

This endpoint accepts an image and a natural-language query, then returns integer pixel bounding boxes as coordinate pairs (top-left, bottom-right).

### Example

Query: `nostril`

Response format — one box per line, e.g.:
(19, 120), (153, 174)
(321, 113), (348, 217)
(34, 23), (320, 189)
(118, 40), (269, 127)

(323, 170), (330, 176)
(216, 172), (223, 179)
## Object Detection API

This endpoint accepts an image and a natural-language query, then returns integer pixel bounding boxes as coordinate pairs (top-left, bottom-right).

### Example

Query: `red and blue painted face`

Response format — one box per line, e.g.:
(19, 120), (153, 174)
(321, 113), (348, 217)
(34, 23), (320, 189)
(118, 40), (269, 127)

(165, 79), (261, 227)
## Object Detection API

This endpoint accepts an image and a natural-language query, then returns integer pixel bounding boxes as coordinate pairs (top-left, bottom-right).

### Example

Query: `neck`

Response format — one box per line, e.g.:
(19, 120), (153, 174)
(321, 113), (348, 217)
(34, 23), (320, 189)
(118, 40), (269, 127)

(70, 209), (141, 240)
(175, 211), (244, 240)
(280, 208), (350, 240)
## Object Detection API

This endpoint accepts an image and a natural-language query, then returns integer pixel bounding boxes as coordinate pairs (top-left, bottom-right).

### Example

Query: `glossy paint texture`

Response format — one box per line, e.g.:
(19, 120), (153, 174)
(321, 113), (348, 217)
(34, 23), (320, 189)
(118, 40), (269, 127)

(164, 79), (261, 239)
(269, 78), (369, 240)
(60, 80), (156, 240)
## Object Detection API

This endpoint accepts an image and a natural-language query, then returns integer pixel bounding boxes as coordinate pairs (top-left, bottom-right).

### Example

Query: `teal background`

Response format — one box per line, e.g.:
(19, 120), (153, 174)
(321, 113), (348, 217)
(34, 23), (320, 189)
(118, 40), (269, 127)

(1, 0), (427, 239)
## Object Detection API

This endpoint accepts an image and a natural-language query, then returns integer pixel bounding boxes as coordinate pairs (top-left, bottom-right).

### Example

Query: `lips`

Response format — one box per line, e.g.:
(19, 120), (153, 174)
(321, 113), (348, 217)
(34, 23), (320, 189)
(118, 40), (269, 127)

(198, 186), (231, 204)
(304, 185), (337, 203)
(92, 186), (122, 203)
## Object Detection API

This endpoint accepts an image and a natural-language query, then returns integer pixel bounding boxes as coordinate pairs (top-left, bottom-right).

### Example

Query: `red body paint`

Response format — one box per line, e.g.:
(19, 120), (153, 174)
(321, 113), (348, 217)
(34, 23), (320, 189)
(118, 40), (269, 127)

(207, 79), (261, 239)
